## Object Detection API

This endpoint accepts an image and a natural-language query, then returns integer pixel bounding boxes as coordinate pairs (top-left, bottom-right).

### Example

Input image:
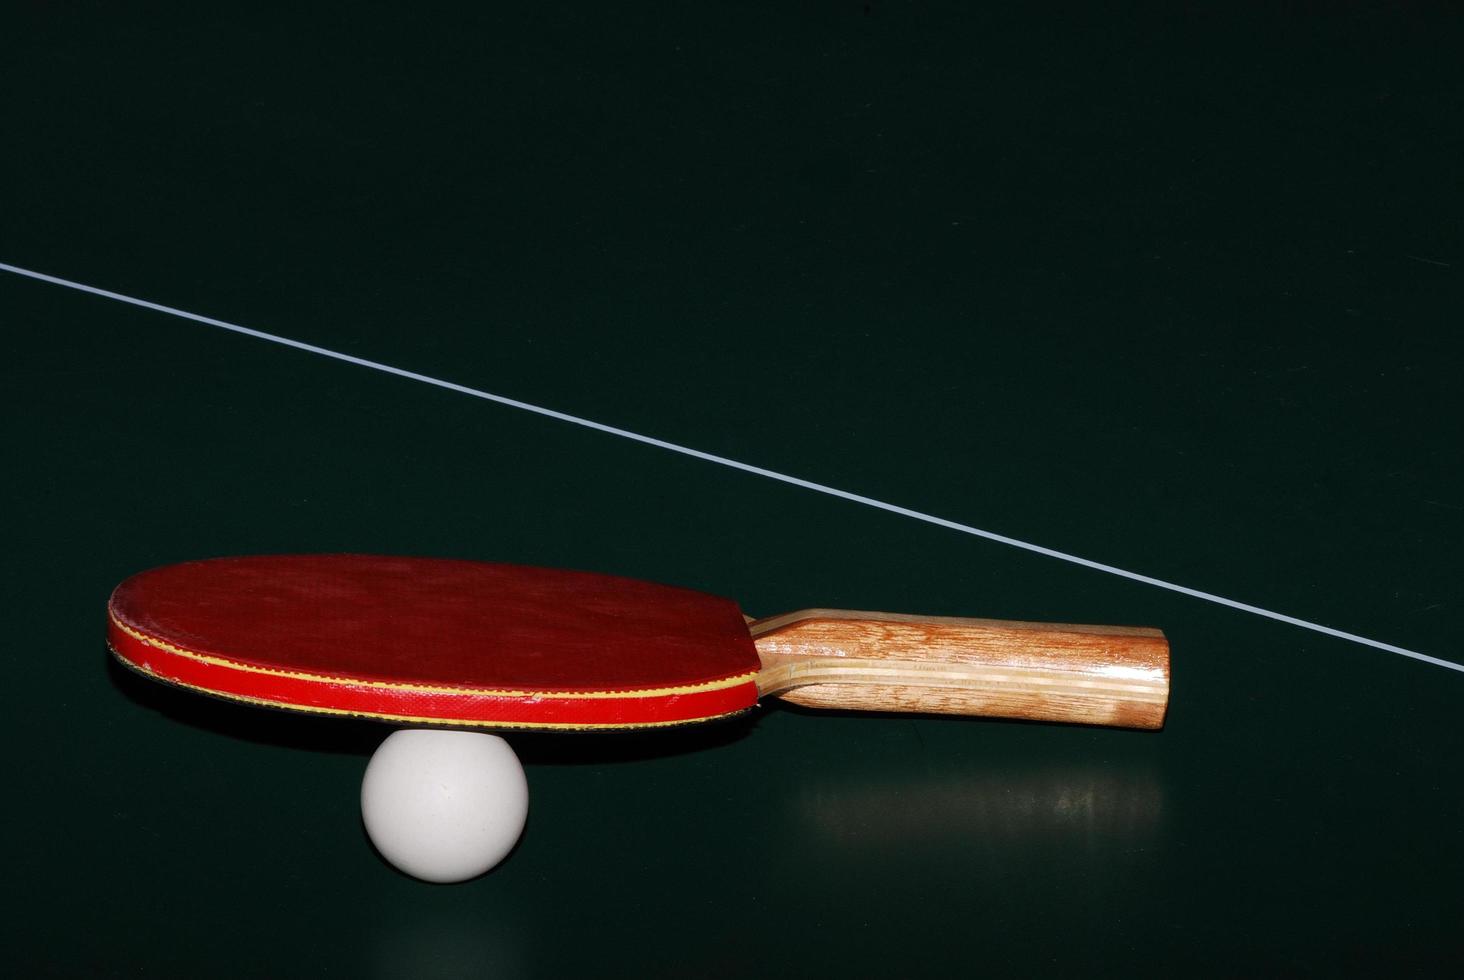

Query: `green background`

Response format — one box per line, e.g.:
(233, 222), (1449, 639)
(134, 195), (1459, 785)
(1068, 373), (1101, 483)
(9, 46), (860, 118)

(4, 2), (1460, 975)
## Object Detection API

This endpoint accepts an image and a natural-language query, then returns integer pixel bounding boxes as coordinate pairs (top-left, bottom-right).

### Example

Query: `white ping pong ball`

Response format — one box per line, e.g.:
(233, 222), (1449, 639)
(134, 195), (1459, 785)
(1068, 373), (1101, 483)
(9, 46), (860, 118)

(361, 730), (529, 883)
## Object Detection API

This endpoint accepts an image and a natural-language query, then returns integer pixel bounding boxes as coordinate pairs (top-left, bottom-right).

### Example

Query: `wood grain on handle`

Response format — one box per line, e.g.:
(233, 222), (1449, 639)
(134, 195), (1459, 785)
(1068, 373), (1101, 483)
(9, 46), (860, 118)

(749, 610), (1169, 730)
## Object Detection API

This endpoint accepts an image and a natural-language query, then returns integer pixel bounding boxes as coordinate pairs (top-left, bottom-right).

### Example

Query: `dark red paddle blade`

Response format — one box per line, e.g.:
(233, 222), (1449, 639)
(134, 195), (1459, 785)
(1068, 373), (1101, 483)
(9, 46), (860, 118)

(108, 555), (761, 730)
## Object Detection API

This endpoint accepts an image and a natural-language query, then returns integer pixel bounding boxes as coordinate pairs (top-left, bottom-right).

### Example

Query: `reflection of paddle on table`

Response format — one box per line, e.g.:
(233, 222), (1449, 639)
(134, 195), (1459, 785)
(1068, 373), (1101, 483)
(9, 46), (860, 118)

(108, 554), (1170, 880)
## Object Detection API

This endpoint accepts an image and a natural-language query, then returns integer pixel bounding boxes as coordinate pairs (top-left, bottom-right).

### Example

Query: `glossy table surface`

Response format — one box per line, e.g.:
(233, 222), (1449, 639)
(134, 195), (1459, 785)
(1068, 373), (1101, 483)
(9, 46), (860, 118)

(4, 3), (1461, 975)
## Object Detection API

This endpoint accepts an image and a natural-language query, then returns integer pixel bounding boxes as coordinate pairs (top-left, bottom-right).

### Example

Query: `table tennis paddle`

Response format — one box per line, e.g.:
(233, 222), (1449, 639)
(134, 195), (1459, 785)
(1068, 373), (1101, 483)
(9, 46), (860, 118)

(108, 555), (1169, 731)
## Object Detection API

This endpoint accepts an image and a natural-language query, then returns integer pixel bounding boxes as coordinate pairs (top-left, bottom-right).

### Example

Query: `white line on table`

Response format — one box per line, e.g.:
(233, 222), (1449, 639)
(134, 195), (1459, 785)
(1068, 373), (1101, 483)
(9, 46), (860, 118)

(4, 260), (1459, 674)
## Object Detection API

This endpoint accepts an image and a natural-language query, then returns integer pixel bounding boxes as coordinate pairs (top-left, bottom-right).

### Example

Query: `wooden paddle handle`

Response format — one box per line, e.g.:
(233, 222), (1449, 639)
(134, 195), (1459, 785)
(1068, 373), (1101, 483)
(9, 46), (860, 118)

(749, 609), (1169, 730)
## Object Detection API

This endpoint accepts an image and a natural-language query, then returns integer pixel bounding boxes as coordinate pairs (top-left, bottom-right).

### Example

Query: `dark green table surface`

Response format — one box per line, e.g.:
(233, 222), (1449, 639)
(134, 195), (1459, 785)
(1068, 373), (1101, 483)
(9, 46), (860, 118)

(4, 3), (1461, 976)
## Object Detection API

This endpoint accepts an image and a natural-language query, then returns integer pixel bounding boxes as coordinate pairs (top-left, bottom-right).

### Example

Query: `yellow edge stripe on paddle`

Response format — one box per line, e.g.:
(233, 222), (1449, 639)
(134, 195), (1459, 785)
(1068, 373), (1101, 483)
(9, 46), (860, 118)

(110, 613), (758, 700)
(118, 656), (751, 730)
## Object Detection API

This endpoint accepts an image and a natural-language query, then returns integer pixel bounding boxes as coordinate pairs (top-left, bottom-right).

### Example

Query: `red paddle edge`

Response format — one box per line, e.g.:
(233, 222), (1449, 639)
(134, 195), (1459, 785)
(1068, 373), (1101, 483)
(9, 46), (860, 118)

(108, 609), (760, 730)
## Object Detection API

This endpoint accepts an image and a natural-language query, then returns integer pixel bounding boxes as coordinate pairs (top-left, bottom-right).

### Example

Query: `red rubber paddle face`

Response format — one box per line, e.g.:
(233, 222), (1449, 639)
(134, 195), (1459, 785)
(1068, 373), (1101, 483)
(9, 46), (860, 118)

(108, 556), (762, 730)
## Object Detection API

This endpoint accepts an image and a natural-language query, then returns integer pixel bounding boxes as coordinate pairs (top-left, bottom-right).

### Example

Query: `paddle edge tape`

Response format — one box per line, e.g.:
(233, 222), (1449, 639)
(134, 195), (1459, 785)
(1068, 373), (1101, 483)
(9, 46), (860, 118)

(108, 610), (761, 730)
